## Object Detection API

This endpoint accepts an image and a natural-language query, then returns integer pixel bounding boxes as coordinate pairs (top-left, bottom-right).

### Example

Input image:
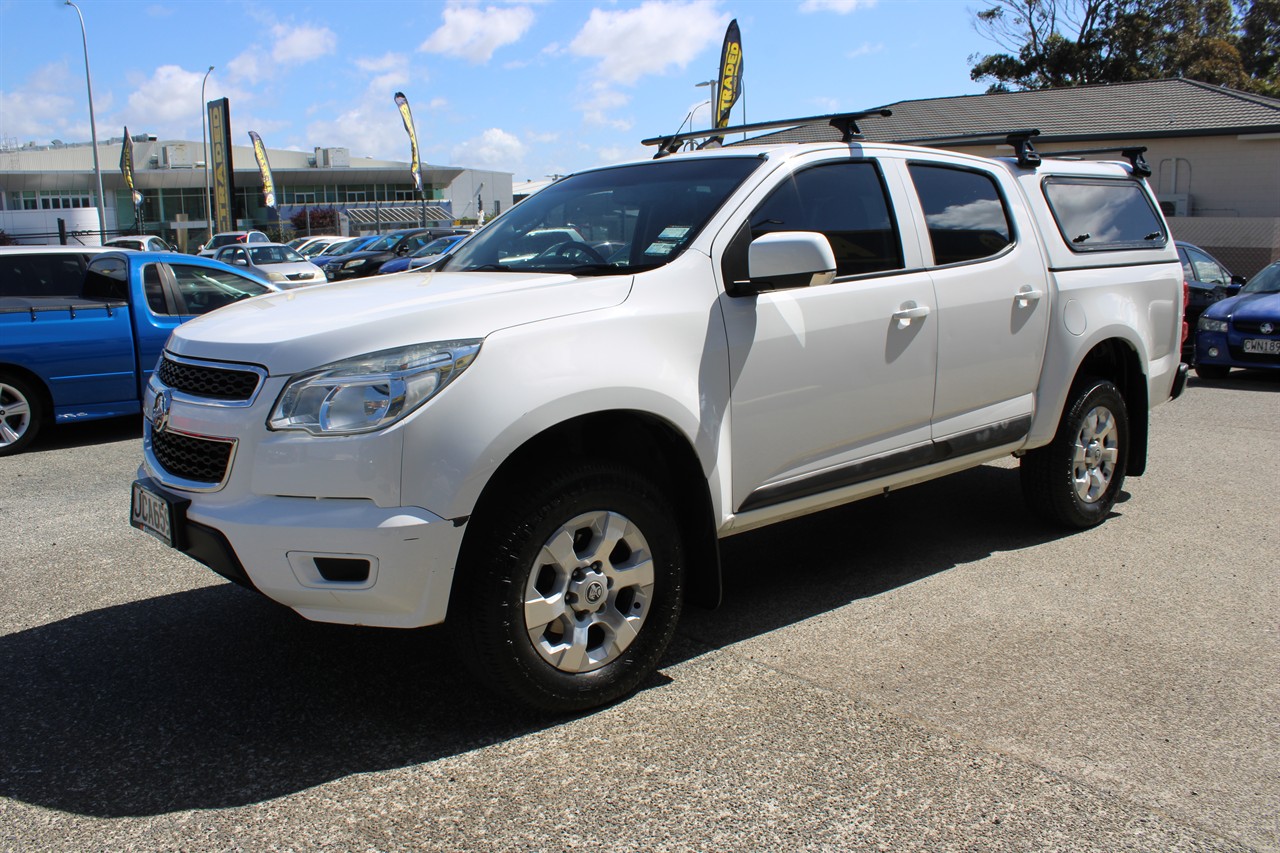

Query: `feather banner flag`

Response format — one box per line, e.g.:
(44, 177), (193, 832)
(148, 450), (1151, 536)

(394, 92), (424, 194)
(714, 19), (743, 130)
(248, 131), (277, 209)
(119, 127), (143, 209)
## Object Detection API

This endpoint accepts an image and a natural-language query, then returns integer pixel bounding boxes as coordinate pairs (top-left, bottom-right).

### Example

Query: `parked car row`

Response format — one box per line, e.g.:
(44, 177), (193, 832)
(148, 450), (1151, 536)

(1177, 241), (1246, 360)
(0, 245), (279, 456)
(211, 243), (325, 289)
(316, 227), (470, 281)
(1194, 259), (1280, 379)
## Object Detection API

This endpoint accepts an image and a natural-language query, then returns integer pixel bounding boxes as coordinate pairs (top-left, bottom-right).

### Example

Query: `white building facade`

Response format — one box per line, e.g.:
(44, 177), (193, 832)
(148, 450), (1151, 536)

(0, 134), (512, 251)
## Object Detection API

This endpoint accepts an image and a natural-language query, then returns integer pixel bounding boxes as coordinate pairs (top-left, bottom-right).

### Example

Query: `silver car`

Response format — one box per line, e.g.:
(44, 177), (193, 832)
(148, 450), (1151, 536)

(213, 243), (325, 289)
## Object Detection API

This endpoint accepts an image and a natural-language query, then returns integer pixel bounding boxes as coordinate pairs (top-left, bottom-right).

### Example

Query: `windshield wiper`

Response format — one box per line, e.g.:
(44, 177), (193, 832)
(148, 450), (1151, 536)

(462, 263), (512, 272)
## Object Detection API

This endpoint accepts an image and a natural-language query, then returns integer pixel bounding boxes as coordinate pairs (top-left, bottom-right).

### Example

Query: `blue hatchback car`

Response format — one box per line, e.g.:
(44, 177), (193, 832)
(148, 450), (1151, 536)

(1194, 260), (1280, 379)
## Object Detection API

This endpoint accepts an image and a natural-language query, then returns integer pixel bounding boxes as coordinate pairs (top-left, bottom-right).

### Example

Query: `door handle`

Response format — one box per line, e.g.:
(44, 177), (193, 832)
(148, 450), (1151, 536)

(1016, 285), (1044, 307)
(893, 300), (930, 329)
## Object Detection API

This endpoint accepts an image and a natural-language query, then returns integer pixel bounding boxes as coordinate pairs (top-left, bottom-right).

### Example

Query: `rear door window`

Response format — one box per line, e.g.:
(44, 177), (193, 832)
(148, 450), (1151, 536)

(907, 164), (1013, 265)
(0, 252), (91, 298)
(1042, 177), (1166, 251)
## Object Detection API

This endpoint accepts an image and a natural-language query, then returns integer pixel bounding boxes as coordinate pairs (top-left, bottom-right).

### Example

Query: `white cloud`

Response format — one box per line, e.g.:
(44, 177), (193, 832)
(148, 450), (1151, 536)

(271, 24), (338, 64)
(569, 1), (727, 86)
(126, 65), (249, 137)
(307, 102), (410, 161)
(846, 42), (883, 58)
(228, 21), (337, 85)
(579, 83), (633, 130)
(799, 0), (878, 12)
(0, 63), (78, 142)
(452, 128), (527, 172)
(355, 53), (412, 94)
(420, 4), (536, 63)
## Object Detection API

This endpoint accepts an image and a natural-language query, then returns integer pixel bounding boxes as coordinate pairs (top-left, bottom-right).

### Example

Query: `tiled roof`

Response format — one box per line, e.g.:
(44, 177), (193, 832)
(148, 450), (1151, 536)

(743, 79), (1280, 146)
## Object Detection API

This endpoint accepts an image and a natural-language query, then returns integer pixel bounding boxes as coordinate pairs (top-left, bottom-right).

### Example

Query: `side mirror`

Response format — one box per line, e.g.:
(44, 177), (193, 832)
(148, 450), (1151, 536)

(1225, 282), (1244, 296)
(731, 231), (837, 296)
(1230, 274), (1247, 286)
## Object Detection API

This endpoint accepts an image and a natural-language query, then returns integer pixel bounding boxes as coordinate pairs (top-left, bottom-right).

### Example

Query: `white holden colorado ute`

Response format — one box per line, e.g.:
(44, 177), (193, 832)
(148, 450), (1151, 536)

(131, 114), (1187, 712)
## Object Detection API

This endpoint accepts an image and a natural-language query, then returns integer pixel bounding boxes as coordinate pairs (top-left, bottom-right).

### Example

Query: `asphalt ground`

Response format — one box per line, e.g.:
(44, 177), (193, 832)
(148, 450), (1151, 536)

(1, 371), (1276, 852)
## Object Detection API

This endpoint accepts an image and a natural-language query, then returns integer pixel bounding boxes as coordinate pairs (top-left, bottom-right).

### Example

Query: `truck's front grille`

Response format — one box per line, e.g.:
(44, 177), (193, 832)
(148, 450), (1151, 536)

(158, 356), (260, 401)
(152, 429), (235, 484)
(1234, 319), (1275, 334)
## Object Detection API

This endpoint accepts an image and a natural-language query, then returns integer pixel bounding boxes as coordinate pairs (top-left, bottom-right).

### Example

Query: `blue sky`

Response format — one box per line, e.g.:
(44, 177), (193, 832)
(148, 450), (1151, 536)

(0, 0), (995, 181)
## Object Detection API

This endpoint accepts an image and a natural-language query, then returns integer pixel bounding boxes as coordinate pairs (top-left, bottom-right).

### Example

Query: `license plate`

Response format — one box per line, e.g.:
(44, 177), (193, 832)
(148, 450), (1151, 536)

(1243, 338), (1280, 355)
(130, 480), (188, 548)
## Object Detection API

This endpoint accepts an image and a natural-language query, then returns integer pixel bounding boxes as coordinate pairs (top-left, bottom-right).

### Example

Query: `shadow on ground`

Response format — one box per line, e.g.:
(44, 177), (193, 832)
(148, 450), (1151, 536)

(0, 464), (1084, 817)
(1185, 368), (1280, 393)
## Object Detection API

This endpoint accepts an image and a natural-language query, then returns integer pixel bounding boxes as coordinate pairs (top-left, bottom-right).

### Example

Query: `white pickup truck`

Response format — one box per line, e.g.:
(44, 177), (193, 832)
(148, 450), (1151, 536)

(131, 114), (1187, 712)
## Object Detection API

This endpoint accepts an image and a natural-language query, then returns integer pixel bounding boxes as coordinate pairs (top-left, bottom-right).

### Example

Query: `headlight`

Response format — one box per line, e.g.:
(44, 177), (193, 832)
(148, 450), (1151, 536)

(343, 258), (368, 269)
(1198, 316), (1229, 333)
(268, 340), (482, 435)
(267, 271), (287, 282)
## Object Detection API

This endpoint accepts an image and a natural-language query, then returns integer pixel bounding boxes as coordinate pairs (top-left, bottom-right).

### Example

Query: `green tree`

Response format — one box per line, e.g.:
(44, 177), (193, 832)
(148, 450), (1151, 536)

(1239, 0), (1280, 95)
(969, 0), (1276, 94)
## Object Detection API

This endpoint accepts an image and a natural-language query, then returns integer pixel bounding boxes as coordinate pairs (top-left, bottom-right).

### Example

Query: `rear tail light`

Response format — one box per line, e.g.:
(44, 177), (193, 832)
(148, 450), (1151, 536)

(1181, 281), (1189, 344)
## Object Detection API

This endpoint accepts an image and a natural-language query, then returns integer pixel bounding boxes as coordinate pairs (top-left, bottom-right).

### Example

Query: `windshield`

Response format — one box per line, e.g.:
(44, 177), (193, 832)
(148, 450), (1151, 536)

(1241, 263), (1280, 294)
(248, 245), (305, 265)
(363, 235), (399, 252)
(320, 238), (367, 256)
(209, 234), (245, 249)
(412, 236), (463, 257)
(443, 157), (763, 274)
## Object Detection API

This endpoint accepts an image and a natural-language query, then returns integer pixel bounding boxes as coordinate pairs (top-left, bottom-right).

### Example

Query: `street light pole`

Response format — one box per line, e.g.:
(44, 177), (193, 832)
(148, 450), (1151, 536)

(65, 1), (106, 243)
(201, 66), (214, 246)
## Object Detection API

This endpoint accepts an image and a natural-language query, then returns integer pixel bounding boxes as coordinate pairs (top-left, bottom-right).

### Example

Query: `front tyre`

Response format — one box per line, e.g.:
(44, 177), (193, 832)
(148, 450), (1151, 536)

(1021, 378), (1129, 529)
(452, 462), (685, 713)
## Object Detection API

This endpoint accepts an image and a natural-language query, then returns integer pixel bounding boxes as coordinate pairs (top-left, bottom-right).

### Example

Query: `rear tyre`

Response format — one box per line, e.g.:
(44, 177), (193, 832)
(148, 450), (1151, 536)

(1021, 378), (1129, 529)
(451, 461), (685, 714)
(0, 372), (46, 457)
(1194, 364), (1230, 380)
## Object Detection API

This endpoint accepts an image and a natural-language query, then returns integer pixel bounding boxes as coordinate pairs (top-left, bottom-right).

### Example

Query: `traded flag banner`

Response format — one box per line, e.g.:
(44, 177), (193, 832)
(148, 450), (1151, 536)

(119, 126), (143, 209)
(207, 98), (237, 233)
(714, 19), (743, 130)
(394, 92), (424, 194)
(248, 131), (277, 209)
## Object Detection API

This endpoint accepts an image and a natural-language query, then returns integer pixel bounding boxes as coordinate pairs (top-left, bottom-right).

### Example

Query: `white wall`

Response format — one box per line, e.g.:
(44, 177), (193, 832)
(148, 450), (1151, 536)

(0, 207), (116, 245)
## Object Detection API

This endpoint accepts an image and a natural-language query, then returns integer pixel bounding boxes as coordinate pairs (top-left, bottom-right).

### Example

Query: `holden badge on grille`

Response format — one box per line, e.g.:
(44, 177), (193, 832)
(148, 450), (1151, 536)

(150, 388), (173, 435)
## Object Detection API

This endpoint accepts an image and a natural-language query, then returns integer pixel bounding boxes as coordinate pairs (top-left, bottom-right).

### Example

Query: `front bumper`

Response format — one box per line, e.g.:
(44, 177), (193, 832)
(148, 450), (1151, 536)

(140, 468), (466, 628)
(137, 357), (467, 629)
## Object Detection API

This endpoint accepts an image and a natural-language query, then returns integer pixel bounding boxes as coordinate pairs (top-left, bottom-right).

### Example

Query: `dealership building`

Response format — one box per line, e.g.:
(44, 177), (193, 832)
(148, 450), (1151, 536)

(0, 134), (512, 251)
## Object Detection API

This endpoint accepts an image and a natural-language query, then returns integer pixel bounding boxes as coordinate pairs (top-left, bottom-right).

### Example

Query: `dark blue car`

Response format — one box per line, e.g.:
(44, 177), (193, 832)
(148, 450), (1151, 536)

(378, 234), (468, 274)
(1194, 260), (1280, 379)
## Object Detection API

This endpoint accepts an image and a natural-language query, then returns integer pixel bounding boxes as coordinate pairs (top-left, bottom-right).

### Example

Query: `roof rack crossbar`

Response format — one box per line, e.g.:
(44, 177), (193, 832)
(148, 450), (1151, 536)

(891, 129), (1042, 169)
(1037, 145), (1152, 177)
(641, 109), (892, 158)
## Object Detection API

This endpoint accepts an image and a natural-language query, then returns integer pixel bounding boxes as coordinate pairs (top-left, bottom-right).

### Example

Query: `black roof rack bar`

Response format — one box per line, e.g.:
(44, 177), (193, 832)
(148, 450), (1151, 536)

(892, 129), (1043, 169)
(1035, 145), (1152, 177)
(641, 109), (893, 158)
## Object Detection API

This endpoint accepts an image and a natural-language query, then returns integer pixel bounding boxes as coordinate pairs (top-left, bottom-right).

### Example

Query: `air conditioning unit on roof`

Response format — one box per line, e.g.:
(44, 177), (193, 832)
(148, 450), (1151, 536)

(1158, 193), (1191, 217)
